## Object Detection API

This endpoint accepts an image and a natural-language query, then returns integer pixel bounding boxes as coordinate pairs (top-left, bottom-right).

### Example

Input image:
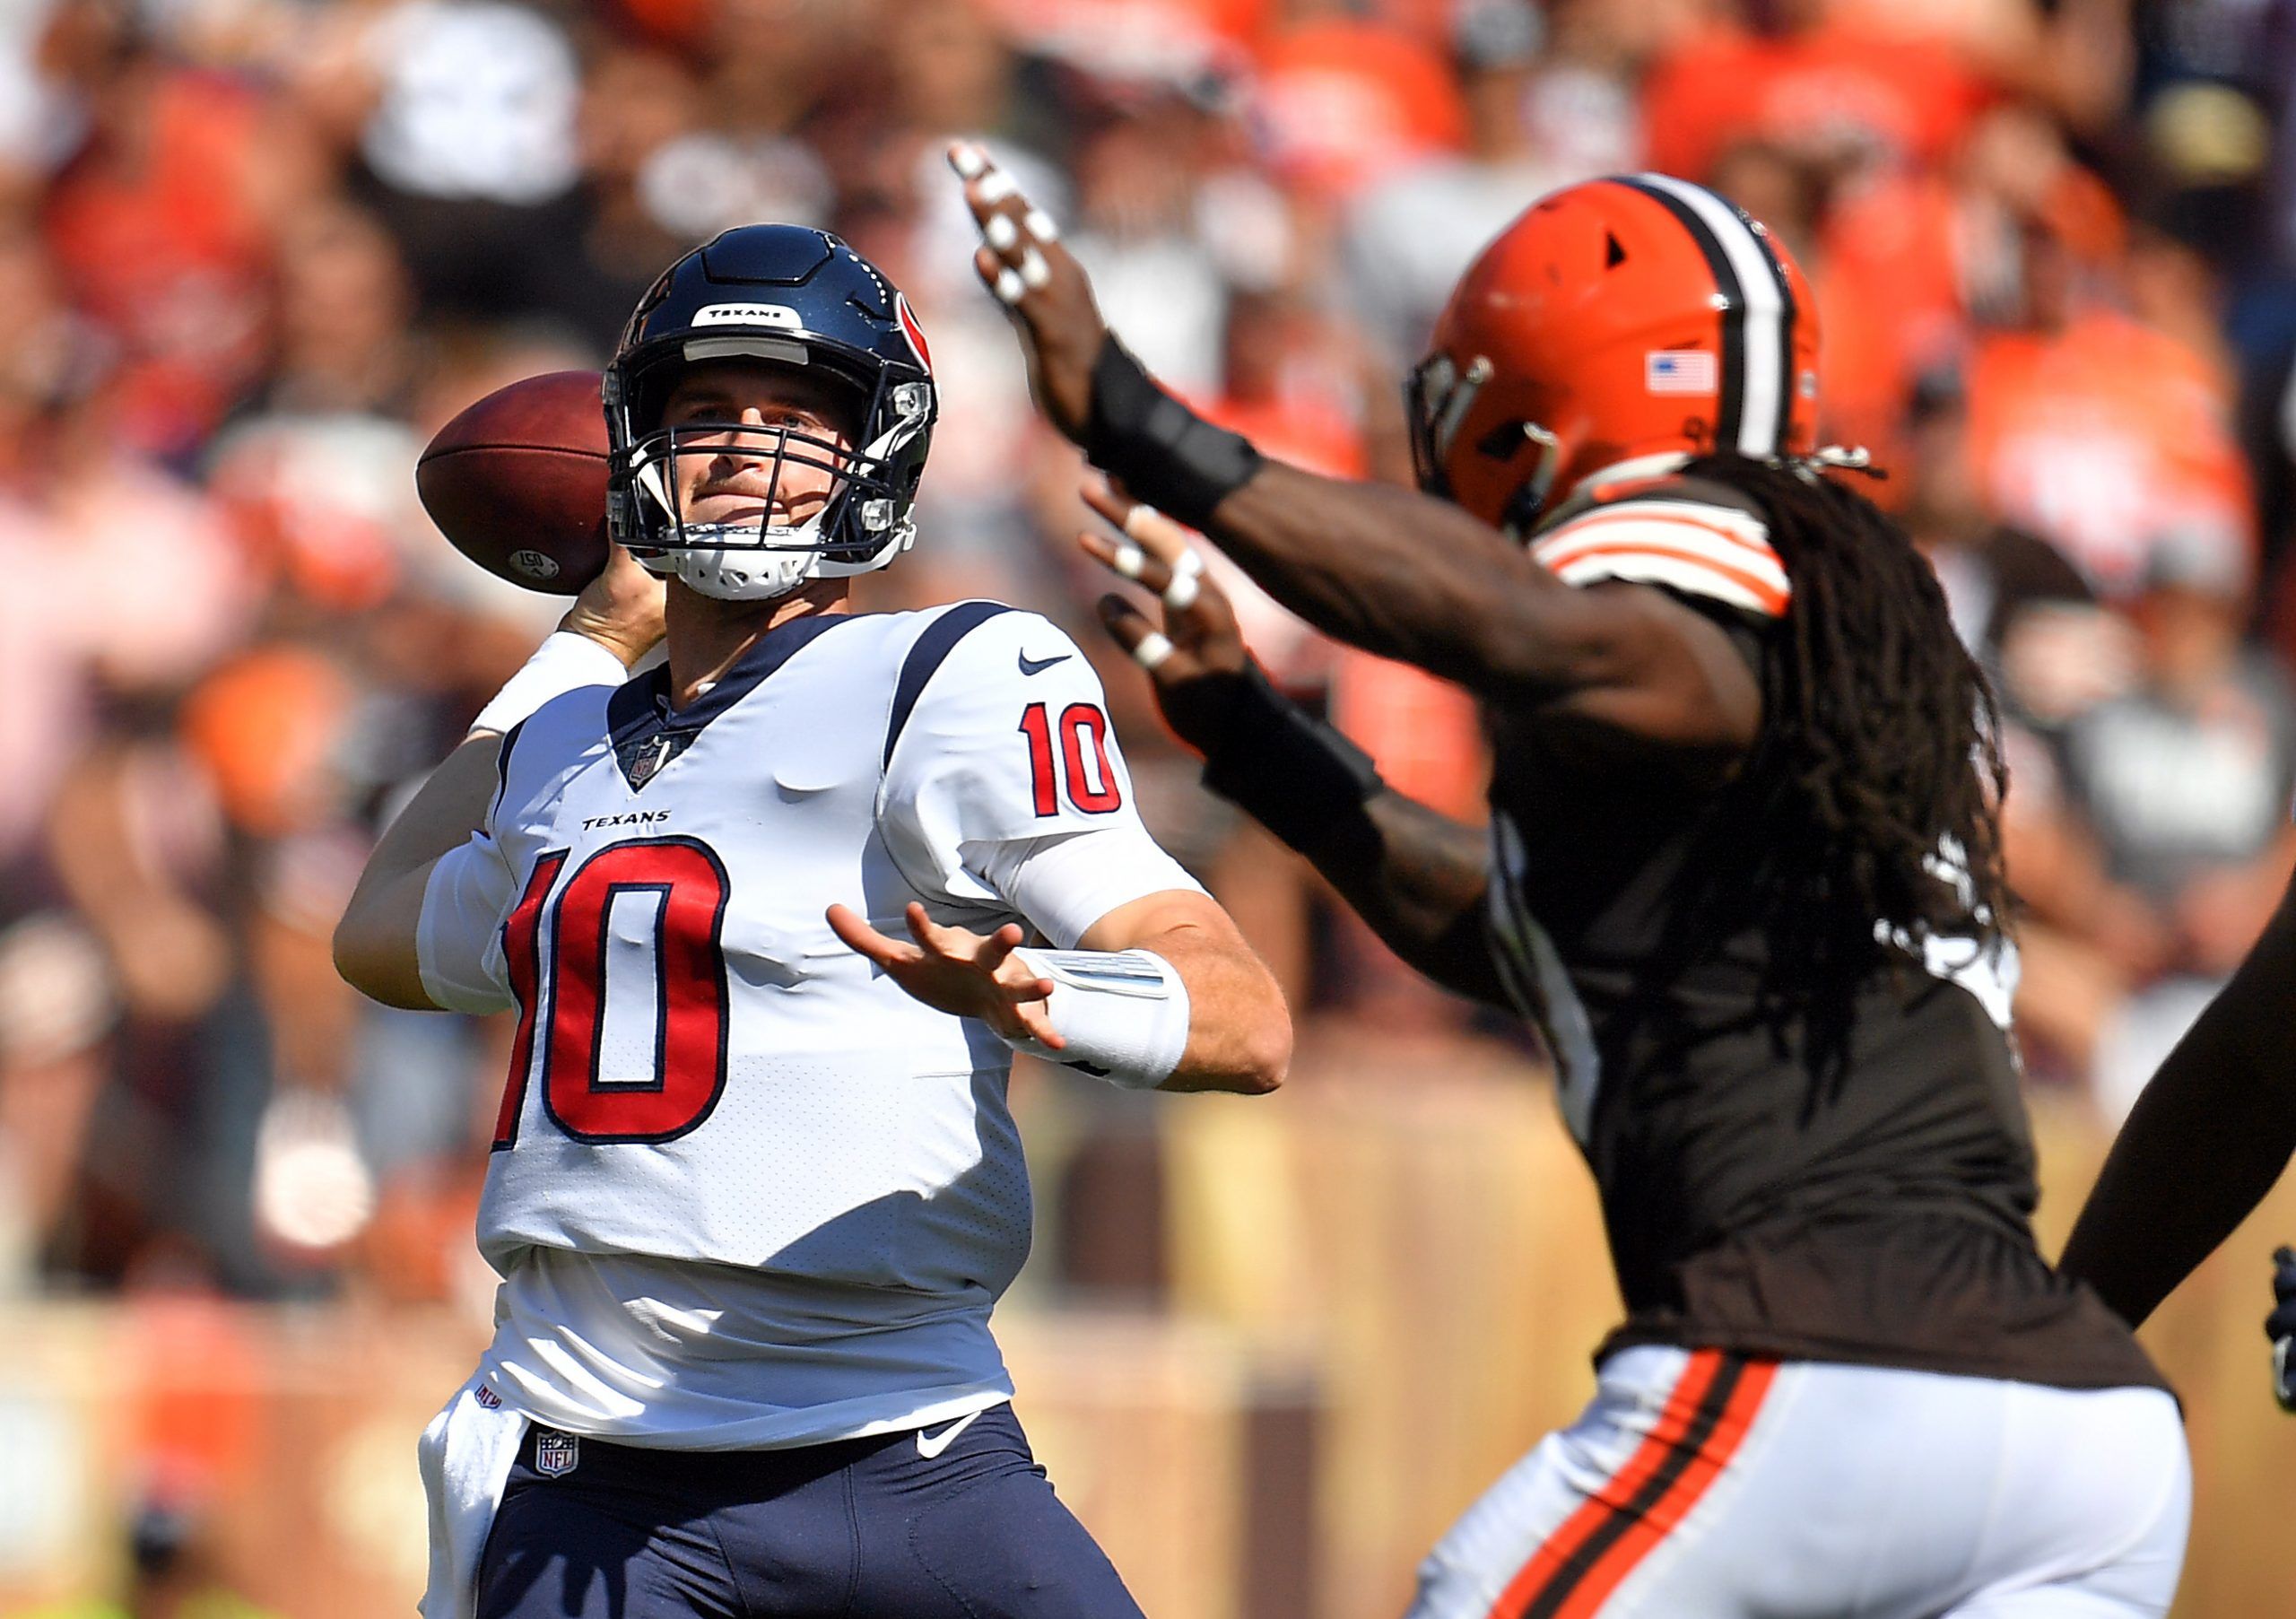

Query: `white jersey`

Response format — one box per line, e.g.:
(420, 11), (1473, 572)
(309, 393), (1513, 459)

(416, 602), (1201, 1447)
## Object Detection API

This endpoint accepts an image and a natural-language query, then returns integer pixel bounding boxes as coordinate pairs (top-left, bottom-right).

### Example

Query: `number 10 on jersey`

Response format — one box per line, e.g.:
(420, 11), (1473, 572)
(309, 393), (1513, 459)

(1019, 701), (1121, 816)
(494, 838), (733, 1149)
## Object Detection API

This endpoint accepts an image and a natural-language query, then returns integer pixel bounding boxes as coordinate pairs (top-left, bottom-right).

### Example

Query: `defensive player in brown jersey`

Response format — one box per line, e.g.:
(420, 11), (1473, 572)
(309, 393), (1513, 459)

(951, 144), (2190, 1617)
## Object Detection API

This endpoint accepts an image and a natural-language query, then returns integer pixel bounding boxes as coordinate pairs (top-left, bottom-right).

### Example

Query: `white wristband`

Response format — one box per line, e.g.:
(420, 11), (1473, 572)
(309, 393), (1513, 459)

(1006, 948), (1190, 1090)
(469, 632), (629, 736)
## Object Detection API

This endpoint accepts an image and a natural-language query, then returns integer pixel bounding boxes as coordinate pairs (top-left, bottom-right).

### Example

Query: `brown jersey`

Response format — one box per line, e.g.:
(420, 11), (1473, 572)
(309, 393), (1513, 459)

(1486, 473), (2165, 1393)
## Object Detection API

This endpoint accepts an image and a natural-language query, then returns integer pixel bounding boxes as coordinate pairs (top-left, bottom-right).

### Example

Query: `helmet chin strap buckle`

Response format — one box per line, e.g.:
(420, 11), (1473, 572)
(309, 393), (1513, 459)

(1787, 443), (1884, 483)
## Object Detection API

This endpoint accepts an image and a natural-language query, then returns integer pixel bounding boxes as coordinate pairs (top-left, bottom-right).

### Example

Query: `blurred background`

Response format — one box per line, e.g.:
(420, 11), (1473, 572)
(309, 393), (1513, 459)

(2, 0), (2295, 1613)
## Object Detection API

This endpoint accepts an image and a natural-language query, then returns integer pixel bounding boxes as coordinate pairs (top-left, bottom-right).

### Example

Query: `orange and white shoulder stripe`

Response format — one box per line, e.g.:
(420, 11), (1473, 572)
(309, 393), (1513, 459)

(1530, 500), (1790, 619)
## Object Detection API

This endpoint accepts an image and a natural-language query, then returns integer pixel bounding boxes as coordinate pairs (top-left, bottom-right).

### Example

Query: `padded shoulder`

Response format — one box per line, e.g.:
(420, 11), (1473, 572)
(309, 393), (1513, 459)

(1529, 481), (1790, 619)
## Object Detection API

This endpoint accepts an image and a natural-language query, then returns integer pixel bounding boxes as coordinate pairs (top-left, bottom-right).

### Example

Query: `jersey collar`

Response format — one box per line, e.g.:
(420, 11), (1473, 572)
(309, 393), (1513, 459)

(605, 612), (861, 791)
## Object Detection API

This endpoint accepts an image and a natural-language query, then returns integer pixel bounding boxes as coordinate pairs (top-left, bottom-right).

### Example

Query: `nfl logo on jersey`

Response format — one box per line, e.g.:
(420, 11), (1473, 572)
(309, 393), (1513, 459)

(624, 733), (677, 789)
(535, 1431), (580, 1478)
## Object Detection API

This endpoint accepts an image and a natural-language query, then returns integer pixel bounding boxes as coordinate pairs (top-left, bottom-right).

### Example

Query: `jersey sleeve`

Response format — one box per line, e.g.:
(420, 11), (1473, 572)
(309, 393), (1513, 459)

(413, 718), (536, 1014)
(879, 610), (1204, 947)
(416, 830), (520, 1014)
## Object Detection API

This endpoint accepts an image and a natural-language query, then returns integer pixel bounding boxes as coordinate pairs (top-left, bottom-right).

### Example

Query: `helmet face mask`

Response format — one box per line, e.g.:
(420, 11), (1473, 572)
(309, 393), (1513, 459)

(1406, 351), (1561, 536)
(1405, 351), (1481, 500)
(618, 367), (932, 599)
(604, 226), (937, 602)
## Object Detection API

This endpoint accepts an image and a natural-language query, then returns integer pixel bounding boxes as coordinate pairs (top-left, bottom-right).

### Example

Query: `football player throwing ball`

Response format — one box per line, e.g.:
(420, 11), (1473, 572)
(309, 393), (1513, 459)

(334, 225), (1288, 1619)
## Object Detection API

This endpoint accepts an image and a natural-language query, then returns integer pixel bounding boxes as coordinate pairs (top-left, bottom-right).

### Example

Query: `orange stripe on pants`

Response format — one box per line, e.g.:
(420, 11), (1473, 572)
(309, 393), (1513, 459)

(1486, 1353), (1778, 1619)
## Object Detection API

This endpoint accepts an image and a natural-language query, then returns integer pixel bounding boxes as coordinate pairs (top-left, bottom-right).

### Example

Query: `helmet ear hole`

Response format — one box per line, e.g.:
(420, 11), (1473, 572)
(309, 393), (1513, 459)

(1475, 420), (1534, 461)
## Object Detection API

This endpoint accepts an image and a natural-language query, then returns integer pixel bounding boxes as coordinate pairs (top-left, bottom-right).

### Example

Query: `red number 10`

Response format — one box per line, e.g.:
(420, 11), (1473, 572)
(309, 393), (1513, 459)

(1019, 701), (1121, 816)
(494, 838), (731, 1149)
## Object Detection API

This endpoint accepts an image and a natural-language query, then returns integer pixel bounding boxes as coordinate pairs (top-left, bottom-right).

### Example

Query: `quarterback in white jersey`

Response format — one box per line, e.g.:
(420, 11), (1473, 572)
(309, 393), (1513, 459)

(334, 225), (1289, 1619)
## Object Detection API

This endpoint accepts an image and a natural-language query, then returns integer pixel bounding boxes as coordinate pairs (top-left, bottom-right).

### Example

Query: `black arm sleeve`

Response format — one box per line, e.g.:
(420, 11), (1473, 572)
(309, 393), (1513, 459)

(1197, 662), (1505, 1007)
(2058, 873), (2296, 1326)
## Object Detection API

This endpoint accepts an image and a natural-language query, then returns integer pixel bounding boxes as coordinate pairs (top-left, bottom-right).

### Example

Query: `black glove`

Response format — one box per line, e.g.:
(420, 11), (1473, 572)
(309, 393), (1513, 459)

(2268, 1246), (2296, 1412)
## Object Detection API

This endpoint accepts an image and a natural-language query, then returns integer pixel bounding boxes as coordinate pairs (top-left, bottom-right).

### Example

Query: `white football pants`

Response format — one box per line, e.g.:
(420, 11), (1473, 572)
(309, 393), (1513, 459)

(1409, 1345), (2188, 1619)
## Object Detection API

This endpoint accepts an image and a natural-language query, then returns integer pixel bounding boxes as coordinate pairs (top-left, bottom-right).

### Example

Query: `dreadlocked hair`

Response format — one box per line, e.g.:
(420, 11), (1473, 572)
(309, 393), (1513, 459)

(1676, 452), (2012, 1063)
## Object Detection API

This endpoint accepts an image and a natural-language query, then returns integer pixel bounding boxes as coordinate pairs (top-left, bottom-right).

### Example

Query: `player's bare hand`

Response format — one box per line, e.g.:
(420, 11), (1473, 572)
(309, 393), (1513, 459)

(560, 543), (666, 668)
(825, 901), (1065, 1049)
(1078, 476), (1252, 757)
(948, 142), (1104, 444)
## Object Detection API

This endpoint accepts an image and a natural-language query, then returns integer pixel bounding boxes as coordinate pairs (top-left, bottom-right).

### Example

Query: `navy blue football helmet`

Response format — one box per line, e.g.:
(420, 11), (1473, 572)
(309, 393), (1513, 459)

(604, 225), (937, 600)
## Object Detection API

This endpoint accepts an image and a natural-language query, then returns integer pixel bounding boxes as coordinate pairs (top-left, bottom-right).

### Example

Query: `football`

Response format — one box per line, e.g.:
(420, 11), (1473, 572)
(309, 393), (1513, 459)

(416, 370), (613, 595)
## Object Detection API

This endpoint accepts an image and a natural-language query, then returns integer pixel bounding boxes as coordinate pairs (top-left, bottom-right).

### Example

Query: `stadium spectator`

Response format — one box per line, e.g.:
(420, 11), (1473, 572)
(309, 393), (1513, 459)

(2057, 529), (2296, 1112)
(1340, 0), (1570, 370)
(308, 0), (588, 323)
(37, 0), (284, 458)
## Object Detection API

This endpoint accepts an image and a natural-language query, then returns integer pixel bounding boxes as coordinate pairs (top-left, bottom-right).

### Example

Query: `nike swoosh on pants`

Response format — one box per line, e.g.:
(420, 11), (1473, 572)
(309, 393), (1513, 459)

(916, 1408), (987, 1458)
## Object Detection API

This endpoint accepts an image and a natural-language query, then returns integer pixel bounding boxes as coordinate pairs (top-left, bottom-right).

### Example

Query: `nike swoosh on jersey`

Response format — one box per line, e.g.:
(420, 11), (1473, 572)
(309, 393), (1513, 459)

(916, 1408), (987, 1458)
(1018, 650), (1072, 676)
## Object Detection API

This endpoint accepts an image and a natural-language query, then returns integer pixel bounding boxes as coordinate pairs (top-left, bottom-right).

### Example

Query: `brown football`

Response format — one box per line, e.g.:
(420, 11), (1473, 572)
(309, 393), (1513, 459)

(417, 370), (613, 595)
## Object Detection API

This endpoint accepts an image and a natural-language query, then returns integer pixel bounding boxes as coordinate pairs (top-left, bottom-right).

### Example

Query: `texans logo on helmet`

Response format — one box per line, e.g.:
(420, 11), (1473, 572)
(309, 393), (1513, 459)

(896, 294), (933, 371)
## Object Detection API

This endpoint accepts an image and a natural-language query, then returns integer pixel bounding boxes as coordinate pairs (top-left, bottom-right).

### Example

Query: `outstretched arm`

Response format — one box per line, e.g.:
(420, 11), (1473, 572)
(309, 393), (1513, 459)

(1197, 462), (1761, 750)
(826, 891), (1294, 1092)
(1077, 490), (1506, 1007)
(827, 891), (1290, 1095)
(949, 143), (1760, 755)
(1309, 788), (1500, 1006)
(1074, 886), (1291, 1092)
(2058, 868), (2296, 1326)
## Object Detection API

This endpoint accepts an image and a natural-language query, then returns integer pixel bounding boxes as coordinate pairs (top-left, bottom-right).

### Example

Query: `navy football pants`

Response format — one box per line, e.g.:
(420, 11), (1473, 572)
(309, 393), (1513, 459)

(474, 1404), (1146, 1618)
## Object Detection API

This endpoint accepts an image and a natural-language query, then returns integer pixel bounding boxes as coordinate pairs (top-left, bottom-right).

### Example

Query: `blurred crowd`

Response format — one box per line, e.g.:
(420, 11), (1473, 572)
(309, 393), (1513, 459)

(2, 0), (2295, 1336)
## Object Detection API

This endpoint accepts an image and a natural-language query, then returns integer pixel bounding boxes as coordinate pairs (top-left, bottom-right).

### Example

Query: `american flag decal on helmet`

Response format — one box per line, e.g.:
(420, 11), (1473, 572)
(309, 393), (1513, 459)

(896, 294), (933, 371)
(1646, 351), (1718, 395)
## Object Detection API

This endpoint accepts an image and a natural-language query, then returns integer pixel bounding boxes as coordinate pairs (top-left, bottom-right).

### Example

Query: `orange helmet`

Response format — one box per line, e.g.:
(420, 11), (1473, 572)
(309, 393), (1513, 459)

(1408, 174), (1822, 534)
